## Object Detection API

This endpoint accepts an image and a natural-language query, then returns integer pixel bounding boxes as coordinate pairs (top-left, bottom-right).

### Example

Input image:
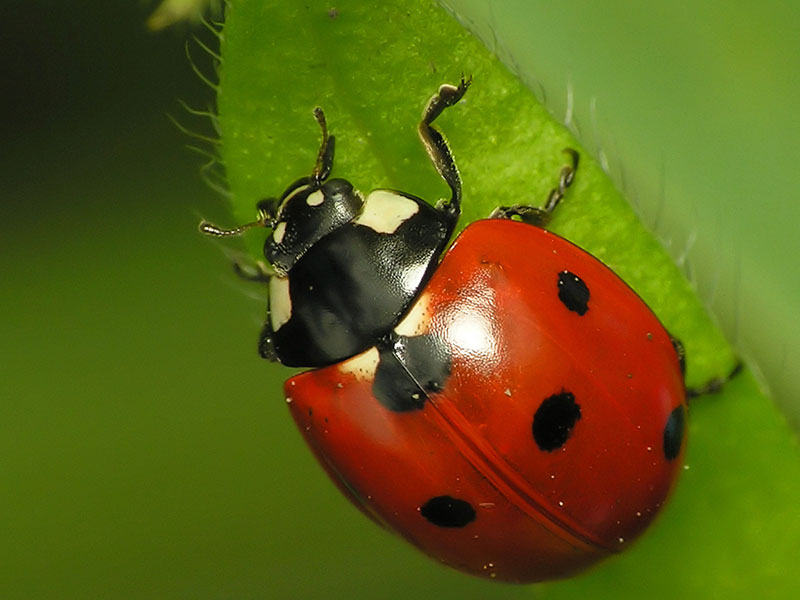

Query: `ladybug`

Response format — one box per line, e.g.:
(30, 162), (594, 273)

(201, 78), (696, 583)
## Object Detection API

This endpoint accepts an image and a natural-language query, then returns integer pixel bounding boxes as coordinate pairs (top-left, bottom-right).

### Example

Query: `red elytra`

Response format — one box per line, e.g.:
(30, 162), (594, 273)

(285, 219), (686, 583)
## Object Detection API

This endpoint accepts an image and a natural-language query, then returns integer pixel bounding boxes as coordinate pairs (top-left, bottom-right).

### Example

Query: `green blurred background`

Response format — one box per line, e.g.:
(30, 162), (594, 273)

(2, 1), (280, 596)
(2, 1), (798, 598)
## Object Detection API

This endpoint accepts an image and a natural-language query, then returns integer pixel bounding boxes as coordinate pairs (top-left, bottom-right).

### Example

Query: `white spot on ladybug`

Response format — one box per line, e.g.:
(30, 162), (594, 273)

(269, 275), (292, 330)
(337, 347), (380, 381)
(354, 190), (419, 234)
(285, 396), (292, 404)
(394, 292), (431, 336)
(306, 190), (324, 206)
(272, 221), (287, 244)
(618, 537), (625, 543)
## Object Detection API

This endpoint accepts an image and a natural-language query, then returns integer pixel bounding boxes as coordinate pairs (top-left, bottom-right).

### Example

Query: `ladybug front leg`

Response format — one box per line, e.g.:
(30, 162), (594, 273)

(418, 75), (471, 222)
(231, 259), (274, 283)
(490, 148), (579, 227)
(229, 262), (281, 363)
(225, 259), (282, 362)
(258, 318), (279, 362)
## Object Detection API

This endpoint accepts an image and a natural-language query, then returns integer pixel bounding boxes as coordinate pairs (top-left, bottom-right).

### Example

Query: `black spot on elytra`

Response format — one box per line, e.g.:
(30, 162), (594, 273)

(557, 270), (590, 315)
(663, 405), (686, 461)
(420, 495), (476, 528)
(372, 333), (451, 412)
(532, 391), (582, 451)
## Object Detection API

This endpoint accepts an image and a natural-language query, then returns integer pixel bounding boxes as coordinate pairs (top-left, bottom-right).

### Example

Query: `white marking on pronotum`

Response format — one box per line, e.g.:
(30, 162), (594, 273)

(272, 221), (287, 244)
(337, 347), (380, 381)
(306, 190), (324, 206)
(354, 190), (419, 234)
(269, 275), (292, 330)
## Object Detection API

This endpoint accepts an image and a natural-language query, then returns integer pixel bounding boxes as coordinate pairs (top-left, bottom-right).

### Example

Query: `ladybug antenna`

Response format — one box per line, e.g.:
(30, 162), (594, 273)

(199, 201), (276, 237)
(310, 107), (335, 185)
(198, 219), (265, 237)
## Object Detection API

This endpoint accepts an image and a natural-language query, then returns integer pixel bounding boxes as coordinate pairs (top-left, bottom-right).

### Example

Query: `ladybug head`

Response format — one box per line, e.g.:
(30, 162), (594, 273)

(199, 107), (363, 275)
(264, 175), (362, 275)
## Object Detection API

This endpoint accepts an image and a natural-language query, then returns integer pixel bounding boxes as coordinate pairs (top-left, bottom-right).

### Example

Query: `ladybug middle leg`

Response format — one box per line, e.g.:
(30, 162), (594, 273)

(418, 75), (472, 222)
(669, 334), (743, 399)
(367, 78), (477, 411)
(491, 148), (580, 227)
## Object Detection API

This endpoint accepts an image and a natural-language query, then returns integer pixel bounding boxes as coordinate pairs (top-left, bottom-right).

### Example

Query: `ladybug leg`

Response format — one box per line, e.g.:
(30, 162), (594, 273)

(224, 257), (280, 361)
(489, 204), (552, 226)
(669, 334), (687, 376)
(418, 75), (472, 220)
(258, 318), (280, 362)
(490, 148), (580, 226)
(671, 333), (744, 399)
(232, 259), (275, 283)
(686, 361), (744, 399)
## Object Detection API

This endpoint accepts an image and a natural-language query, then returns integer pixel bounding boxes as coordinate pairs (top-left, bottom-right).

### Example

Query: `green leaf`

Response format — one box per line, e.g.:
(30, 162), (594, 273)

(213, 0), (800, 597)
